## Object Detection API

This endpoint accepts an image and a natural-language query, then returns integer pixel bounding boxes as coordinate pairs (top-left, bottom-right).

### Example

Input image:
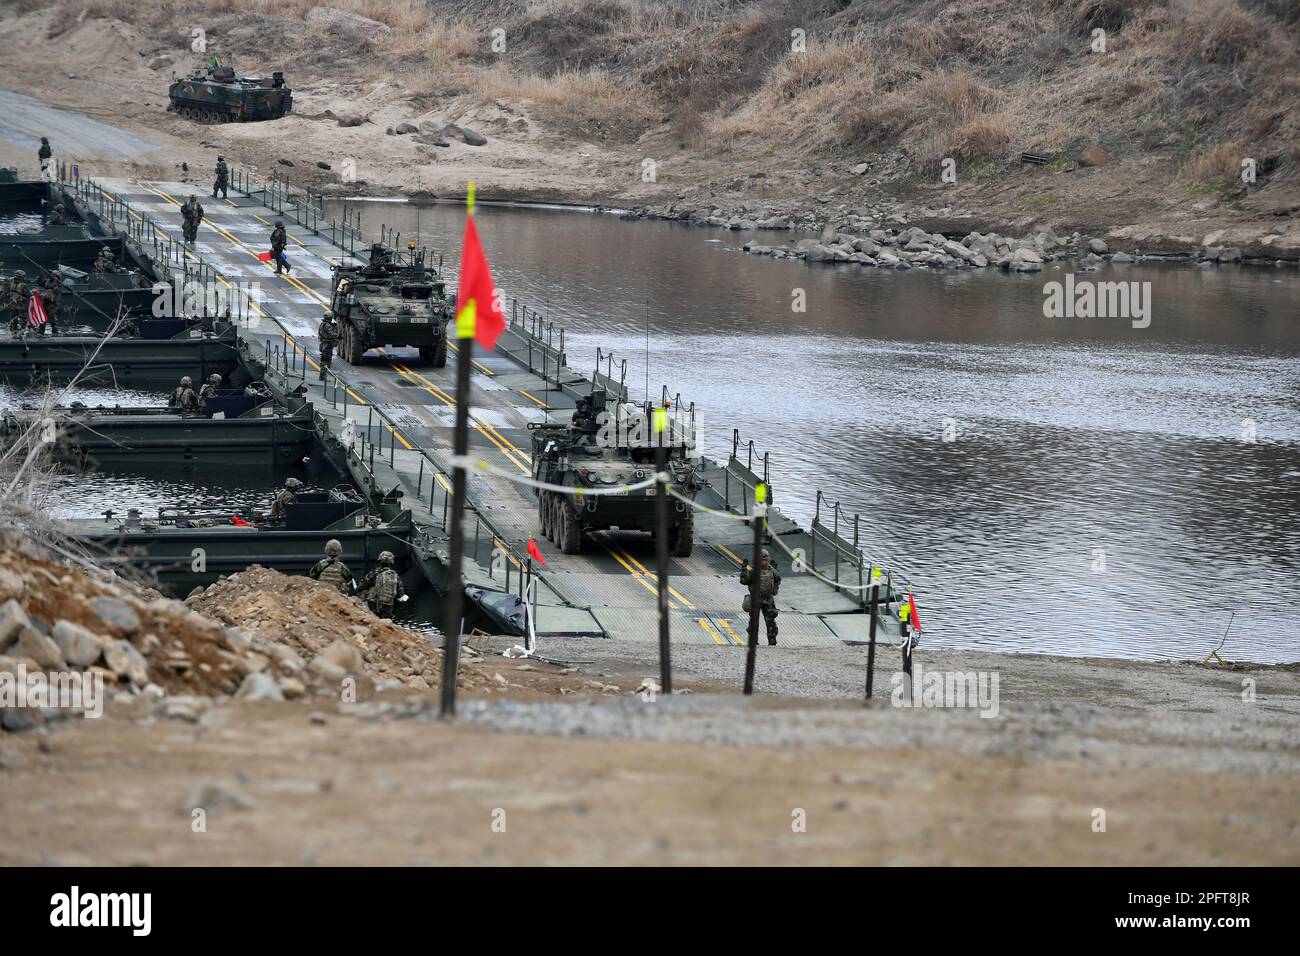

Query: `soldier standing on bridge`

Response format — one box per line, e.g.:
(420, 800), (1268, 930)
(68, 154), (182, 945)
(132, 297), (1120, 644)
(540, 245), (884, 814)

(358, 551), (404, 618)
(181, 195), (204, 244)
(269, 476), (302, 521)
(212, 155), (229, 199)
(38, 136), (52, 181)
(270, 220), (290, 275)
(308, 539), (353, 595)
(317, 311), (338, 381)
(740, 548), (781, 646)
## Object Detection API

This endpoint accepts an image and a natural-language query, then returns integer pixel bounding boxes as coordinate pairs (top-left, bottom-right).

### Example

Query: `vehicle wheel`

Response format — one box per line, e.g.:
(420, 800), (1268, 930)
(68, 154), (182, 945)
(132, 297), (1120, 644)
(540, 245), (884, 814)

(560, 497), (582, 555)
(547, 494), (559, 543)
(180, 107), (193, 119)
(671, 506), (694, 558)
(539, 491), (550, 538)
(344, 324), (364, 364)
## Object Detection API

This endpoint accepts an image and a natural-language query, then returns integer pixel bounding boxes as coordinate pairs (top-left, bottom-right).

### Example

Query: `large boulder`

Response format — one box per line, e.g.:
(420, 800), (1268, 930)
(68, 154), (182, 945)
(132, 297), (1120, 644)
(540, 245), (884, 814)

(51, 620), (105, 668)
(15, 627), (63, 669)
(1010, 248), (1043, 272)
(0, 599), (30, 652)
(102, 639), (150, 686)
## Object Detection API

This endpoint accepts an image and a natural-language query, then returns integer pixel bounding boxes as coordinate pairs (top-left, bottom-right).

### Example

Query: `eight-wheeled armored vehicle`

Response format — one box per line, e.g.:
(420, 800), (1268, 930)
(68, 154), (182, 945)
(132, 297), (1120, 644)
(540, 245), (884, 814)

(329, 243), (452, 366)
(531, 391), (702, 556)
(168, 65), (292, 123)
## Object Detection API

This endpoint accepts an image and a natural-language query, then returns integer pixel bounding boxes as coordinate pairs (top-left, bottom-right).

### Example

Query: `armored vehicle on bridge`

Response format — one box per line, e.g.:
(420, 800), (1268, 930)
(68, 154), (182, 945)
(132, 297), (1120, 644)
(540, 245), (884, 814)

(168, 65), (292, 123)
(531, 391), (702, 556)
(329, 243), (451, 366)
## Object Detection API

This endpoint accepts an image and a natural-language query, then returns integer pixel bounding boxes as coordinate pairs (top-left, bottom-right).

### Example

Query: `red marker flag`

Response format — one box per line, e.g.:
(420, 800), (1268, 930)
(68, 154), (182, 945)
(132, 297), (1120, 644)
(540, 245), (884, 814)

(230, 515), (251, 527)
(908, 589), (922, 633)
(527, 537), (545, 565)
(27, 293), (49, 329)
(455, 181), (505, 350)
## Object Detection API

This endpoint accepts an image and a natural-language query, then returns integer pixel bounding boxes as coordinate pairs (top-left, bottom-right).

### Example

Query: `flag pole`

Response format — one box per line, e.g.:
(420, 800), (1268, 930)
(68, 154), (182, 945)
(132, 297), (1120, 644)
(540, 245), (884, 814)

(440, 181), (477, 719)
(654, 405), (672, 695)
(743, 483), (768, 696)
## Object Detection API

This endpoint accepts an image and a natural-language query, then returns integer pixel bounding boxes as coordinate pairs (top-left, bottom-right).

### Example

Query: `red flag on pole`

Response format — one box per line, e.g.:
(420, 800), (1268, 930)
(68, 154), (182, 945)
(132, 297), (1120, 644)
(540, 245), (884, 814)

(455, 182), (505, 351)
(27, 293), (49, 329)
(527, 537), (545, 565)
(908, 589), (922, 633)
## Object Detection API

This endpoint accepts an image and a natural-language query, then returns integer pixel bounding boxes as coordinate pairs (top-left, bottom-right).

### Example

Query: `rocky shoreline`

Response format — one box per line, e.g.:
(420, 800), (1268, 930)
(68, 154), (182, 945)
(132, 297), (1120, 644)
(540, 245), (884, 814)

(623, 201), (1300, 272)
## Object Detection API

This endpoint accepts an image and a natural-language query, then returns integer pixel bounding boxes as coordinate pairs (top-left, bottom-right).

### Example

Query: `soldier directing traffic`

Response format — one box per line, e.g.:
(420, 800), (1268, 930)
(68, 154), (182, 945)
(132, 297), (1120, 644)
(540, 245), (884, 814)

(317, 311), (338, 381)
(308, 539), (353, 594)
(358, 551), (404, 618)
(740, 548), (782, 646)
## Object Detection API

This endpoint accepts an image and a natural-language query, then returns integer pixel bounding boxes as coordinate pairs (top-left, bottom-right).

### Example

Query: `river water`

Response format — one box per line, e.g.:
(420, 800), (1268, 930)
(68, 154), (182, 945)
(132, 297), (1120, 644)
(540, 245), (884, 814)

(329, 198), (1299, 662)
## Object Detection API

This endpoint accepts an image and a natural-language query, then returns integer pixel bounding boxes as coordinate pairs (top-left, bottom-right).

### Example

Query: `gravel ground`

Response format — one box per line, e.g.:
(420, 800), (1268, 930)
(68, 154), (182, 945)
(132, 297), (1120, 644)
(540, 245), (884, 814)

(461, 638), (1300, 777)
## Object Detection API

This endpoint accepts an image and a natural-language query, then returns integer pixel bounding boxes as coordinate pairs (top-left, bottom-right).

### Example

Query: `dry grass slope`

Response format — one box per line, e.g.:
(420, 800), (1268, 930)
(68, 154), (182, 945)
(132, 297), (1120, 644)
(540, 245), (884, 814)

(13, 0), (1300, 180)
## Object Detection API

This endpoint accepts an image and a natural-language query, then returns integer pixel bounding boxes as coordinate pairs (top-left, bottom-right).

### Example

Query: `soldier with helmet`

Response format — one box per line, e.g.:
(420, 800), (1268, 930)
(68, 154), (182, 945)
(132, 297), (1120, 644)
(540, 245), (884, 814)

(308, 538), (353, 594)
(270, 220), (290, 275)
(6, 270), (30, 335)
(317, 311), (338, 381)
(213, 155), (229, 199)
(740, 547), (782, 646)
(181, 195), (204, 244)
(48, 202), (66, 226)
(198, 372), (222, 412)
(269, 477), (302, 520)
(358, 551), (404, 618)
(93, 245), (120, 274)
(39, 271), (63, 334)
(168, 375), (199, 412)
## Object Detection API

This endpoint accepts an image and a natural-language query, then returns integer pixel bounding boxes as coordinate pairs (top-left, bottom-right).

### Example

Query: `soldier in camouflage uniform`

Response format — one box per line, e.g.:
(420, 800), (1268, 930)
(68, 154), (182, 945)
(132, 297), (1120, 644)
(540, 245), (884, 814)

(270, 221), (290, 275)
(168, 375), (199, 412)
(181, 195), (204, 244)
(48, 203), (66, 226)
(197, 372), (222, 412)
(268, 476), (302, 520)
(317, 311), (338, 381)
(93, 245), (120, 274)
(740, 547), (781, 645)
(213, 156), (229, 199)
(308, 538), (353, 594)
(358, 550), (404, 618)
(7, 270), (30, 337)
(39, 272), (62, 334)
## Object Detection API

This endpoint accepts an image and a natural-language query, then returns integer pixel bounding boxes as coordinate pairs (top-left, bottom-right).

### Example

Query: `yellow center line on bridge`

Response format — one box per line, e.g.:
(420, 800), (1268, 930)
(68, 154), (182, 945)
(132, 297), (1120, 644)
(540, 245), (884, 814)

(718, 618), (747, 646)
(519, 390), (550, 409)
(697, 617), (726, 645)
(606, 544), (696, 610)
(386, 362), (530, 472)
(716, 544), (745, 567)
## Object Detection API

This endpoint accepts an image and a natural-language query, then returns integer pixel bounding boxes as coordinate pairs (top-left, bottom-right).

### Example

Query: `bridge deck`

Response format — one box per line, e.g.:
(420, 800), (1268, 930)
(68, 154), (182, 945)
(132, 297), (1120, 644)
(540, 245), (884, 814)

(96, 177), (883, 648)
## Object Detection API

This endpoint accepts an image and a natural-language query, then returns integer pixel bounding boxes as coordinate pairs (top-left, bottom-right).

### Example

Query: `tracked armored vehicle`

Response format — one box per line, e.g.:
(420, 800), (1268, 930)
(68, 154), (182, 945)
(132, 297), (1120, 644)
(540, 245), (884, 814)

(168, 66), (292, 123)
(329, 243), (451, 366)
(531, 391), (702, 556)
